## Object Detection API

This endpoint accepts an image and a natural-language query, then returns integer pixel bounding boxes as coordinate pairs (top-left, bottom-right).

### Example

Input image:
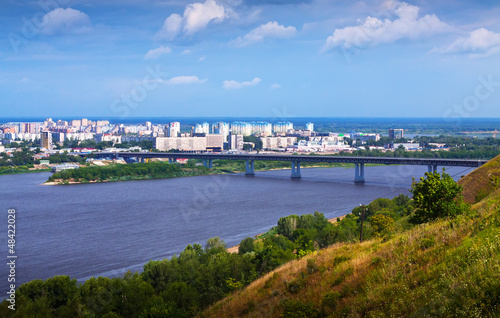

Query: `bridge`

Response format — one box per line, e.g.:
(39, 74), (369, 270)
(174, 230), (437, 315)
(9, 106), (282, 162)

(91, 152), (488, 183)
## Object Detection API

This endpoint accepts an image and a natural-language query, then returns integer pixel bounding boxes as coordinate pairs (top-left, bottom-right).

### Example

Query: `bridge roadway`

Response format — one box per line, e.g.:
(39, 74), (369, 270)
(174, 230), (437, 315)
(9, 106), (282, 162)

(92, 152), (488, 183)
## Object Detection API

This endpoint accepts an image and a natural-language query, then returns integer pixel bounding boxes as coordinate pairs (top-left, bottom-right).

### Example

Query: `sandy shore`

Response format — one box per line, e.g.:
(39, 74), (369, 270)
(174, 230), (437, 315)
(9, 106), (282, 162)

(226, 214), (348, 254)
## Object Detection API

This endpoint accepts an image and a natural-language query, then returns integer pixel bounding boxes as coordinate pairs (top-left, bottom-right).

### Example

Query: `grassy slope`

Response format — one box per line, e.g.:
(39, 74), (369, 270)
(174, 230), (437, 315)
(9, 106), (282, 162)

(202, 159), (500, 318)
(459, 154), (500, 204)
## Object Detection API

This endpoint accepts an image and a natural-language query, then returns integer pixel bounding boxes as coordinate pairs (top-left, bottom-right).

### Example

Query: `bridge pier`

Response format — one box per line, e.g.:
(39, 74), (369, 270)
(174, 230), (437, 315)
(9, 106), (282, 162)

(354, 163), (365, 183)
(291, 161), (301, 178)
(138, 157), (144, 163)
(427, 165), (438, 173)
(245, 160), (255, 176)
(168, 158), (173, 163)
(204, 159), (213, 169)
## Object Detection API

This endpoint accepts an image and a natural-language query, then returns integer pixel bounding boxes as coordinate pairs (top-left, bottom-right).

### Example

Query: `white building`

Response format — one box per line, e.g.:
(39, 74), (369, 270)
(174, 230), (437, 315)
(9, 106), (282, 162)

(155, 134), (224, 152)
(306, 122), (314, 132)
(213, 122), (230, 141)
(251, 122), (272, 136)
(168, 122), (181, 137)
(231, 122), (252, 136)
(260, 137), (297, 150)
(273, 122), (293, 134)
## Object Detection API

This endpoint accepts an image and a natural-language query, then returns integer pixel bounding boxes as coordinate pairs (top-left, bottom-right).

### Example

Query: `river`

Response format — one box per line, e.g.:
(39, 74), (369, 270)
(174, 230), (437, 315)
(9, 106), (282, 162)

(0, 165), (472, 294)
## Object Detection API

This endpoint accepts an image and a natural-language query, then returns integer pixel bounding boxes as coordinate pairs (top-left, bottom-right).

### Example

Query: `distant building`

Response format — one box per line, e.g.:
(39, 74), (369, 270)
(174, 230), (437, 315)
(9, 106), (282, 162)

(350, 132), (380, 144)
(52, 163), (79, 173)
(306, 122), (314, 132)
(389, 129), (404, 139)
(392, 143), (419, 150)
(155, 134), (224, 152)
(260, 137), (297, 150)
(95, 134), (122, 144)
(273, 122), (293, 134)
(231, 122), (252, 136)
(228, 133), (244, 150)
(167, 122), (181, 137)
(41, 131), (52, 150)
(213, 122), (230, 141)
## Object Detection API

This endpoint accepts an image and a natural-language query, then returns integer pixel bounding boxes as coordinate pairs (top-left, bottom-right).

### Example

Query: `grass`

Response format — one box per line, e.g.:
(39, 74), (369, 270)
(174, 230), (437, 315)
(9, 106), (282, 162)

(201, 166), (500, 318)
(459, 154), (500, 204)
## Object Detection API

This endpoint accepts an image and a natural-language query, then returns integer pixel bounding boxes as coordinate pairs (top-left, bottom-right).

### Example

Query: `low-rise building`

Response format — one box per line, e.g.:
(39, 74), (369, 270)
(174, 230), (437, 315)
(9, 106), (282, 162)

(51, 163), (79, 173)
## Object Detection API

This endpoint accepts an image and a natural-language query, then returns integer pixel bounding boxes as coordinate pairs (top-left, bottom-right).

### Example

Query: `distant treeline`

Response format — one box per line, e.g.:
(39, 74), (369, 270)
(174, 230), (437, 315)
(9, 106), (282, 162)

(47, 161), (210, 184)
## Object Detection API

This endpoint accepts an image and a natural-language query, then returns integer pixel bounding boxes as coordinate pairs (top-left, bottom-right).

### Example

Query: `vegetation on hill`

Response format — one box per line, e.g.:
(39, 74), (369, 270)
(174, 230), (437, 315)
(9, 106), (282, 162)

(459, 154), (500, 204)
(201, 165), (500, 317)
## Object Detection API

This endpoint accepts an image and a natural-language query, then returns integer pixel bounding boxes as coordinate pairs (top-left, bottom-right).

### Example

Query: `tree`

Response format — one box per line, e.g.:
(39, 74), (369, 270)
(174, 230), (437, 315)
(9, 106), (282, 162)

(410, 170), (469, 224)
(371, 214), (395, 236)
(238, 237), (254, 255)
(205, 237), (226, 252)
(277, 215), (299, 239)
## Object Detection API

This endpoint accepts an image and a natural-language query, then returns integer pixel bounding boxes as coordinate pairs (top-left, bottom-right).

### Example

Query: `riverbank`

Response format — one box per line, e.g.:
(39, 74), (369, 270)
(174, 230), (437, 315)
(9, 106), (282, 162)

(43, 161), (355, 185)
(0, 167), (51, 175)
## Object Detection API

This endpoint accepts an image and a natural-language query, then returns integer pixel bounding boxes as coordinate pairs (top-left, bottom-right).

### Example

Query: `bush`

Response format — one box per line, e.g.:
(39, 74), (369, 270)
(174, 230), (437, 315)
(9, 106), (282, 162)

(281, 299), (319, 318)
(410, 170), (470, 224)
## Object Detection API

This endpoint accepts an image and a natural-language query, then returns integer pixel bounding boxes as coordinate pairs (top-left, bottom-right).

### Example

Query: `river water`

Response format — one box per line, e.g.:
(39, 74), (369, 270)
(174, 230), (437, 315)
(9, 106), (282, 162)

(0, 165), (472, 294)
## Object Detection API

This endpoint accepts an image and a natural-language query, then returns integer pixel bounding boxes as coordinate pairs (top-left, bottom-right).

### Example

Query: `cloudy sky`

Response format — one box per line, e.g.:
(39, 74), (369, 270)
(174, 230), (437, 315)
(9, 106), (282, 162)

(1, 0), (500, 118)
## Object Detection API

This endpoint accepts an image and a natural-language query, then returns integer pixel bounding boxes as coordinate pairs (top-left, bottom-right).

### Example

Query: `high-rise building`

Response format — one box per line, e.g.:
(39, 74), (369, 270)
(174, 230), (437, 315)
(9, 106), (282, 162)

(251, 122), (272, 136)
(228, 133), (244, 150)
(273, 122), (293, 134)
(231, 122), (252, 136)
(213, 122), (230, 141)
(70, 120), (82, 127)
(168, 122), (181, 137)
(389, 129), (404, 139)
(81, 118), (89, 126)
(40, 131), (52, 150)
(306, 122), (314, 132)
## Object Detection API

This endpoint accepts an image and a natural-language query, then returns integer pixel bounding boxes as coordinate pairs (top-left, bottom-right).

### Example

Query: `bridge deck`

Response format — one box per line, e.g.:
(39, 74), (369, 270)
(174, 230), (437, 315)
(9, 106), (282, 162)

(93, 152), (487, 167)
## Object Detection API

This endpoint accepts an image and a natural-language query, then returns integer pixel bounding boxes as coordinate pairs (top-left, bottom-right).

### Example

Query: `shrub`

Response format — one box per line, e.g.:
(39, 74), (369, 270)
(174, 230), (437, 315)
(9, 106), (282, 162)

(410, 170), (470, 224)
(281, 299), (319, 318)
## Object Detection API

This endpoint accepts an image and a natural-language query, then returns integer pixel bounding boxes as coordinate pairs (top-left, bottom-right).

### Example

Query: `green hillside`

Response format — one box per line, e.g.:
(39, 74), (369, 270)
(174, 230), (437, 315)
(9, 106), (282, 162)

(202, 164), (500, 317)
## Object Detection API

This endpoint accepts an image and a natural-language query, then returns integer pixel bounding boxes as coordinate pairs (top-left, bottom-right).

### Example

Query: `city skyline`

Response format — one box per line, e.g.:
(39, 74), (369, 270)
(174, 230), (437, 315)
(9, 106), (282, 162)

(1, 0), (500, 118)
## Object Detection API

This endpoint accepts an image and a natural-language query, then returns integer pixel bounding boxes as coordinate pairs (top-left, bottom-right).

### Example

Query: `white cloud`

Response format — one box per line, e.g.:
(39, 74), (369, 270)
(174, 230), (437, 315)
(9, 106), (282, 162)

(144, 46), (172, 60)
(270, 83), (281, 89)
(40, 8), (92, 35)
(433, 28), (500, 58)
(19, 77), (29, 84)
(233, 21), (297, 46)
(156, 0), (230, 41)
(323, 0), (451, 51)
(166, 75), (207, 85)
(182, 49), (192, 55)
(198, 56), (206, 61)
(222, 77), (261, 89)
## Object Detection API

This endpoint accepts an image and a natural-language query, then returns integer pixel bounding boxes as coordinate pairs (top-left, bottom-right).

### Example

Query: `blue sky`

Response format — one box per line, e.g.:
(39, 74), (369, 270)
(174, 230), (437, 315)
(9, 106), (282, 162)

(1, 0), (500, 118)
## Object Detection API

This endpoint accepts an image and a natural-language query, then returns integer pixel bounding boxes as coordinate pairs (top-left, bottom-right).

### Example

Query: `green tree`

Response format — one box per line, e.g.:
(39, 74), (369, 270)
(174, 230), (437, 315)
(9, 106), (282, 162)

(371, 214), (395, 236)
(277, 215), (299, 239)
(238, 237), (255, 255)
(410, 170), (469, 224)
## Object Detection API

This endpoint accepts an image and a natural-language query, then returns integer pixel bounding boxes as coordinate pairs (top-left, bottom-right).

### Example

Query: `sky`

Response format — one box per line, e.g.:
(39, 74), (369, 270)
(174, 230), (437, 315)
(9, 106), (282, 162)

(1, 0), (500, 119)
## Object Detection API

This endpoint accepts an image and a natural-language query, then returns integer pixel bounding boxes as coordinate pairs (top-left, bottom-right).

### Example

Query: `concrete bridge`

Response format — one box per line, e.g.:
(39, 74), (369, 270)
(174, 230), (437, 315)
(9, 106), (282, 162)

(92, 152), (488, 183)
